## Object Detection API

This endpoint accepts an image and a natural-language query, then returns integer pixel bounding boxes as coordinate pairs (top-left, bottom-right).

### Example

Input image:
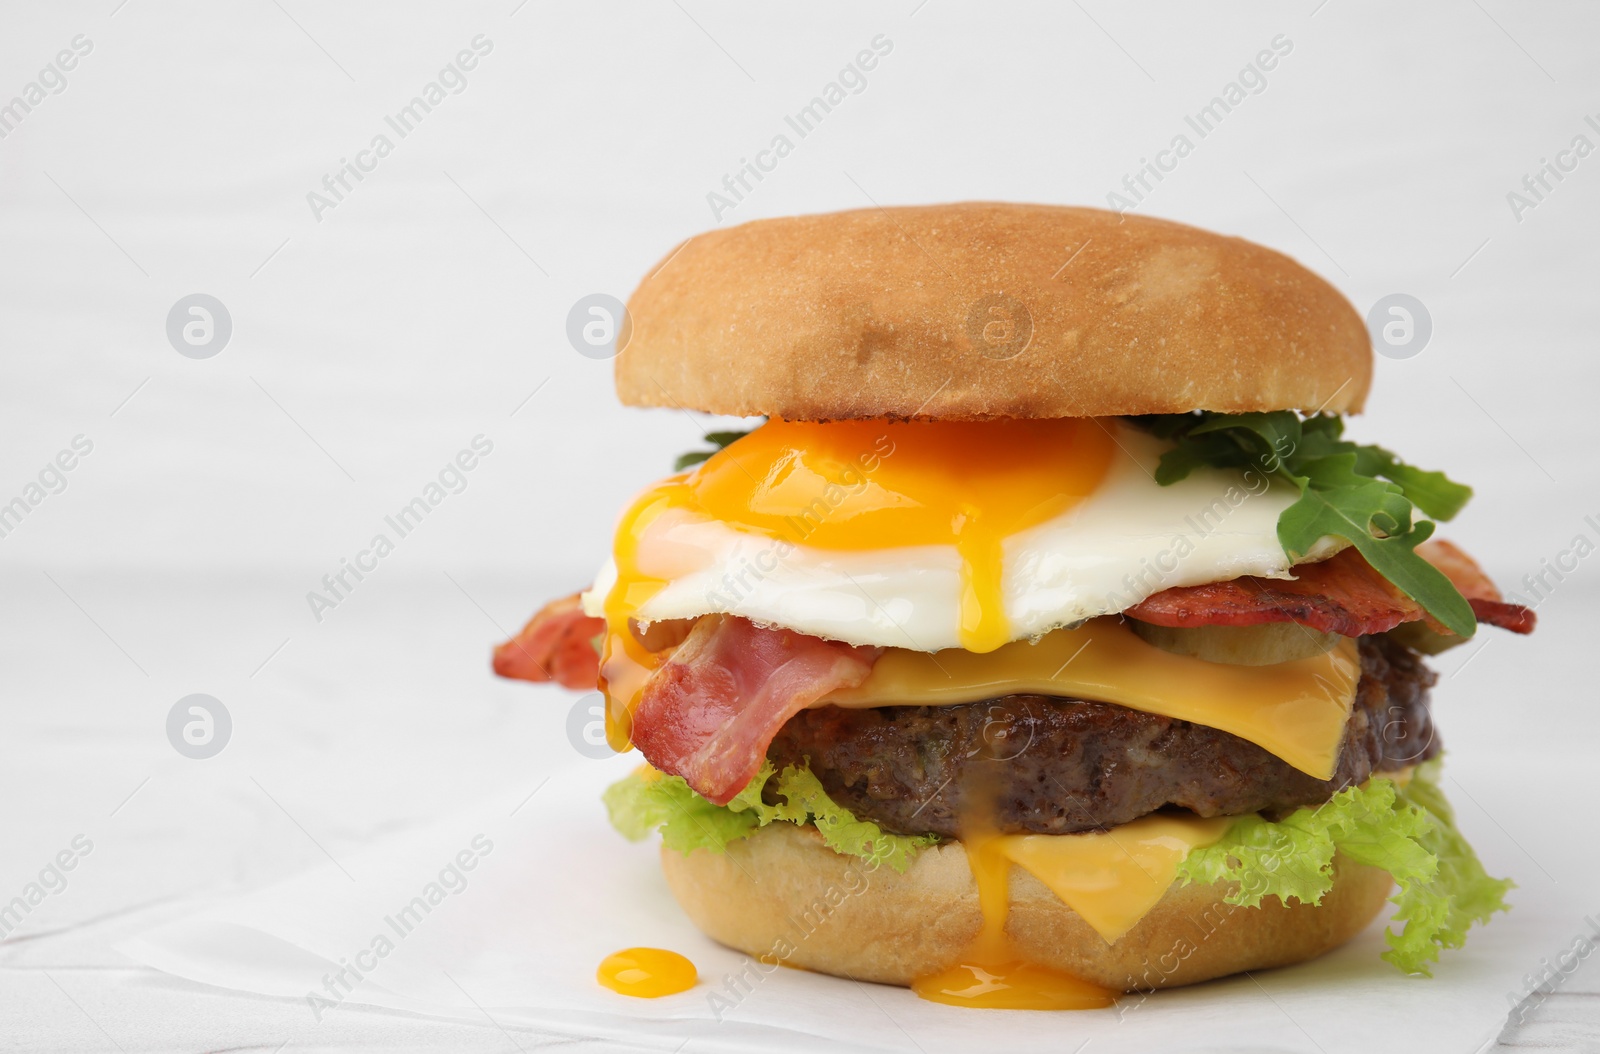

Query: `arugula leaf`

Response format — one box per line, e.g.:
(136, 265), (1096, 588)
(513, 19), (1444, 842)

(1177, 759), (1512, 975)
(673, 450), (717, 471)
(672, 423), (763, 472)
(1351, 446), (1472, 521)
(1279, 455), (1476, 635)
(1131, 411), (1478, 637)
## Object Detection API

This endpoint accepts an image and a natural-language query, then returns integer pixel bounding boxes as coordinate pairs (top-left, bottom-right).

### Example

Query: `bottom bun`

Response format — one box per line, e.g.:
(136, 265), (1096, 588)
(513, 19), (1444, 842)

(660, 822), (1392, 991)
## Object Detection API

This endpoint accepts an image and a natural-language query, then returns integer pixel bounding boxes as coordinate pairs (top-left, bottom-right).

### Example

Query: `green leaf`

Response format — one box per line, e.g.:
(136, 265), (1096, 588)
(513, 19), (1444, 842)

(1129, 411), (1479, 638)
(603, 763), (936, 873)
(1177, 759), (1512, 975)
(1189, 410), (1304, 462)
(613, 761), (1511, 974)
(1154, 431), (1245, 485)
(1278, 455), (1477, 637)
(768, 765), (935, 873)
(672, 450), (714, 472)
(1352, 446), (1473, 521)
(671, 421), (764, 473)
(602, 766), (758, 853)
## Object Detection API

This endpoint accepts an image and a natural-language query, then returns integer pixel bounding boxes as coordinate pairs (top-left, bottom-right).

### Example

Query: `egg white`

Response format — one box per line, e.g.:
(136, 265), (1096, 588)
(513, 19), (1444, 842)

(582, 422), (1339, 652)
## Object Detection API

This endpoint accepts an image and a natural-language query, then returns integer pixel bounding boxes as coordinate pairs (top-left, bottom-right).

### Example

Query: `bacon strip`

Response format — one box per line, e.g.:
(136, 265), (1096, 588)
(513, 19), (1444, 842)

(630, 615), (882, 805)
(492, 593), (606, 690)
(1416, 539), (1537, 634)
(1126, 540), (1535, 638)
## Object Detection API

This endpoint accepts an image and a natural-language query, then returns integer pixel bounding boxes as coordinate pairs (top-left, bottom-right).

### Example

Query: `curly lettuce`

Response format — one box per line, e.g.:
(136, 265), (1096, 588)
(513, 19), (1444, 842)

(604, 762), (936, 873)
(610, 758), (1508, 973)
(1177, 759), (1512, 975)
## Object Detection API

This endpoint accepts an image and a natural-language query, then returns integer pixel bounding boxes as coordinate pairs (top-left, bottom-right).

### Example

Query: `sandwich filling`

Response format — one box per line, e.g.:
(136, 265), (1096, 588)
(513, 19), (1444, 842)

(496, 411), (1535, 978)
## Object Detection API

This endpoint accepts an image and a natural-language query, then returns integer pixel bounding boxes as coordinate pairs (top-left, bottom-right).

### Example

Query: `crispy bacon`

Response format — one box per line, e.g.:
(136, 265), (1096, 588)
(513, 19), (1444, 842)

(492, 592), (606, 690)
(630, 615), (882, 805)
(1417, 539), (1537, 634)
(1126, 540), (1535, 638)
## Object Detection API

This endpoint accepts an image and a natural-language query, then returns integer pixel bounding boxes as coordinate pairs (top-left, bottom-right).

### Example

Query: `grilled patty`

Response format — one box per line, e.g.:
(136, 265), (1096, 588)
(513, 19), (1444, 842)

(766, 635), (1437, 837)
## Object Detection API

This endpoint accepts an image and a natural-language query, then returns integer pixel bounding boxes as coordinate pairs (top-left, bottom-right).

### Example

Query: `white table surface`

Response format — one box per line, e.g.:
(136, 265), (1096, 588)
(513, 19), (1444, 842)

(2, 2), (1598, 1050)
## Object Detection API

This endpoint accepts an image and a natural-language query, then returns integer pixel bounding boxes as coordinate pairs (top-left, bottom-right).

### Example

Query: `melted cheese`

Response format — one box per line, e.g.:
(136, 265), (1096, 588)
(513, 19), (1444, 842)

(991, 814), (1236, 944)
(912, 803), (1231, 1005)
(822, 617), (1361, 780)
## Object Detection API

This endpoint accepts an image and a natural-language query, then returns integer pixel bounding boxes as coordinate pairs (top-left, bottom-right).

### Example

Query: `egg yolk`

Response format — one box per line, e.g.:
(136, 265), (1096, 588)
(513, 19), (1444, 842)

(692, 417), (1114, 651)
(597, 417), (1116, 749)
(911, 788), (1118, 1011)
(596, 947), (697, 997)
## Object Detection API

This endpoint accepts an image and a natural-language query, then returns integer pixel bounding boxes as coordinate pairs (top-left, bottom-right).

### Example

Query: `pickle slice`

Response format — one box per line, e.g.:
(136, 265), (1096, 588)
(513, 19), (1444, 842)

(1385, 620), (1467, 656)
(1128, 620), (1340, 666)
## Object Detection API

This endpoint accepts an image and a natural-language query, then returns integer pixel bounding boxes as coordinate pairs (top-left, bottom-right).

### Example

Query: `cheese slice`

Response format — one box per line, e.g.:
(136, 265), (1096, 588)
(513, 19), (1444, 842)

(819, 617), (1360, 780)
(987, 813), (1236, 944)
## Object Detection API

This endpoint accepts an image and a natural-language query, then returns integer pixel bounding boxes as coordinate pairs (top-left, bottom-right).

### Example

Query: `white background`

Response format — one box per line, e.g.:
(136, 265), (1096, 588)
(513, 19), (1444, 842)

(1, 1), (1596, 1050)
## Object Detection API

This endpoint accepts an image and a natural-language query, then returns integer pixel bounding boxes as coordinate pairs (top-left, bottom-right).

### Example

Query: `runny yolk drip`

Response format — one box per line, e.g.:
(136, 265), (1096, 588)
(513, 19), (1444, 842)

(911, 774), (1118, 1011)
(596, 947), (697, 998)
(912, 835), (1119, 1009)
(598, 417), (1114, 749)
(692, 418), (1114, 654)
(912, 768), (1237, 1008)
(598, 483), (689, 751)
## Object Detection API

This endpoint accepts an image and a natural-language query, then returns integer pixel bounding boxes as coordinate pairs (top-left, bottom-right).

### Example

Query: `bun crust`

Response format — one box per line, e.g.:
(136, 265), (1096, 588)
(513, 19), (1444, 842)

(617, 203), (1371, 421)
(660, 822), (1392, 991)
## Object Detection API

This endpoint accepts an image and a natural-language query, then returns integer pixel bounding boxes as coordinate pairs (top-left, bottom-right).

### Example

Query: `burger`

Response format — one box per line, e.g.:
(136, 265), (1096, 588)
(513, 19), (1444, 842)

(495, 203), (1534, 1008)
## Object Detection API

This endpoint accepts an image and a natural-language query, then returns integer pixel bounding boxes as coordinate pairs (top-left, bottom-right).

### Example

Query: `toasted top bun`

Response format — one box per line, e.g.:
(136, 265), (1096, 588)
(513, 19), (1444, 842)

(615, 203), (1371, 421)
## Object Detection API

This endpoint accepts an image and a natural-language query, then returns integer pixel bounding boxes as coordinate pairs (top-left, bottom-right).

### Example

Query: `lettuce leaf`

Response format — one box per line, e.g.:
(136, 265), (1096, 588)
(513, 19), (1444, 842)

(603, 766), (761, 854)
(603, 763), (936, 873)
(1176, 759), (1512, 975)
(610, 758), (1509, 973)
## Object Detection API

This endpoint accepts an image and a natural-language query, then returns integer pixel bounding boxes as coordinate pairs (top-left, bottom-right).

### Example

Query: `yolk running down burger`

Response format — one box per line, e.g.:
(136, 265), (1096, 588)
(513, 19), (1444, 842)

(494, 203), (1534, 1006)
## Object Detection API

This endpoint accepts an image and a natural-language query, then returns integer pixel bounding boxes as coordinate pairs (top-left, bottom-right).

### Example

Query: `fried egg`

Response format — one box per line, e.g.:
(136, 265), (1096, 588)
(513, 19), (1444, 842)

(582, 417), (1337, 653)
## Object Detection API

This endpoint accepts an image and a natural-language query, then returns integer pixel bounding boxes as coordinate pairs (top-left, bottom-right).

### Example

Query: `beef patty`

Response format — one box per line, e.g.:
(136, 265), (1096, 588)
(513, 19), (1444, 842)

(766, 635), (1437, 837)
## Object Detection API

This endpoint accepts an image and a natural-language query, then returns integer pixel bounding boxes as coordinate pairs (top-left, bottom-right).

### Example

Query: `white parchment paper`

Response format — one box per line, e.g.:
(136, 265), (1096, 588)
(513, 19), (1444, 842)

(118, 756), (1563, 1053)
